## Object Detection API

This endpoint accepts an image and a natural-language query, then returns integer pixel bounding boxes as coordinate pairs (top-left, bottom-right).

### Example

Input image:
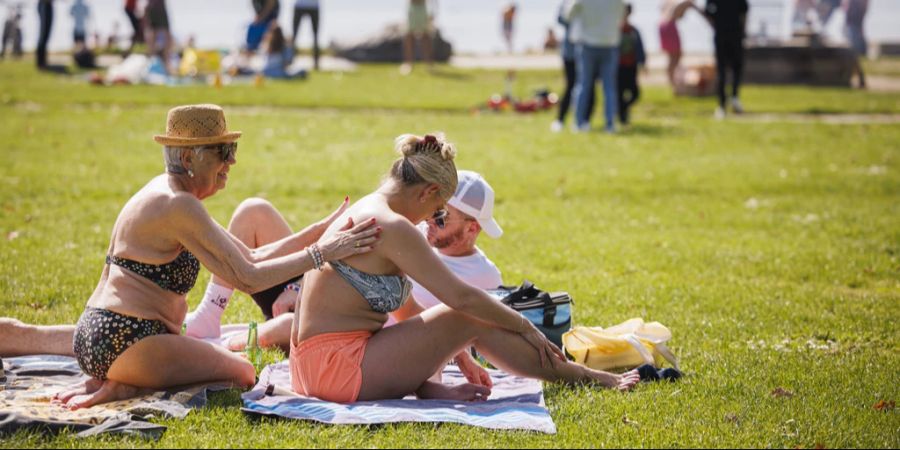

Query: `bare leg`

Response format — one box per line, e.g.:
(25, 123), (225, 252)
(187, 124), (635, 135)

(64, 334), (255, 410)
(401, 33), (414, 74)
(211, 197), (293, 287)
(227, 313), (293, 353)
(667, 50), (682, 85)
(0, 318), (75, 357)
(358, 306), (639, 401)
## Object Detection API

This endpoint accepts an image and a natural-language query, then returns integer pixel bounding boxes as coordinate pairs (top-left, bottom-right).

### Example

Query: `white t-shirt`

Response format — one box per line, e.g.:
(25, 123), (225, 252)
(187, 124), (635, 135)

(563, 0), (625, 47)
(410, 247), (503, 310)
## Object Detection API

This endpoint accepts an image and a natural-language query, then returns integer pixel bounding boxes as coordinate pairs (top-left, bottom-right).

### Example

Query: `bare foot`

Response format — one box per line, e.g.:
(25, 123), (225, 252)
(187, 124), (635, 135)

(227, 332), (247, 352)
(65, 379), (151, 410)
(52, 377), (103, 405)
(417, 380), (491, 402)
(586, 368), (641, 391)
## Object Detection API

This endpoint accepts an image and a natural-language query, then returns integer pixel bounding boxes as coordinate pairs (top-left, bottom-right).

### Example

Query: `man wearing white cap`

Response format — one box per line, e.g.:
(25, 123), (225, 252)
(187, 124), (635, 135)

(410, 170), (504, 310)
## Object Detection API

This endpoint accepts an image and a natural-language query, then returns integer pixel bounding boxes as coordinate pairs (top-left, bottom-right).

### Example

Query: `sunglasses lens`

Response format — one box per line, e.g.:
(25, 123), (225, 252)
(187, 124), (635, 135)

(219, 143), (237, 161)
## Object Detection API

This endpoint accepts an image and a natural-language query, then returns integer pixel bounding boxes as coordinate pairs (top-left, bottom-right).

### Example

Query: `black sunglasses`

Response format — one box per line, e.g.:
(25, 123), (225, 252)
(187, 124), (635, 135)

(210, 142), (238, 162)
(428, 209), (452, 228)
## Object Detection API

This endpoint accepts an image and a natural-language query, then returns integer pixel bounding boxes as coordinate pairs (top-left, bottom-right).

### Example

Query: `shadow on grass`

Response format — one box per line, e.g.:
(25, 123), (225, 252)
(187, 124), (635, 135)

(620, 122), (680, 137)
(426, 69), (474, 81)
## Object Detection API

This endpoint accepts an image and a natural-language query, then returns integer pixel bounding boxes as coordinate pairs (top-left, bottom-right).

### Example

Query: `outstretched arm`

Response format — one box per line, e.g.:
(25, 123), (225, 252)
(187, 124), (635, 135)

(168, 194), (378, 294)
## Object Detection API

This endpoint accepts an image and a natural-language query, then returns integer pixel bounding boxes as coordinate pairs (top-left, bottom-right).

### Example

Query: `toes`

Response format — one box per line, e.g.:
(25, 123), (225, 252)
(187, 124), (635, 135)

(65, 393), (95, 410)
(227, 335), (247, 352)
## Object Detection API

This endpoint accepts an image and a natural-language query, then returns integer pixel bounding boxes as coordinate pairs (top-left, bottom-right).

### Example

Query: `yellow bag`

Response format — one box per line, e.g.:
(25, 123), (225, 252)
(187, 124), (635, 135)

(562, 318), (679, 371)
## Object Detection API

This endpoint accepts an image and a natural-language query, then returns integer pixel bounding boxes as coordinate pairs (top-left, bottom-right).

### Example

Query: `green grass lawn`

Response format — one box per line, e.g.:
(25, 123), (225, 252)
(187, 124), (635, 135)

(0, 59), (898, 448)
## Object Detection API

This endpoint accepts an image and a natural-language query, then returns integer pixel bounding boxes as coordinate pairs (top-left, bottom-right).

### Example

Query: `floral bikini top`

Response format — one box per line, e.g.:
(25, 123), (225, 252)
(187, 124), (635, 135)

(330, 260), (411, 314)
(106, 250), (200, 295)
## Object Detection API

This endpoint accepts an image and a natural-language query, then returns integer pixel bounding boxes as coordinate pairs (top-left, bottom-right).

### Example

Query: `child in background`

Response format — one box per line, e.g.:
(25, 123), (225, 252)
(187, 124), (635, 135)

(617, 3), (645, 126)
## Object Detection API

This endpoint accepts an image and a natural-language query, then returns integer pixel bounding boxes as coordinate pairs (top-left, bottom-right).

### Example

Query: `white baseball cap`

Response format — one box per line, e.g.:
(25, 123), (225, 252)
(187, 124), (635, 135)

(448, 170), (503, 239)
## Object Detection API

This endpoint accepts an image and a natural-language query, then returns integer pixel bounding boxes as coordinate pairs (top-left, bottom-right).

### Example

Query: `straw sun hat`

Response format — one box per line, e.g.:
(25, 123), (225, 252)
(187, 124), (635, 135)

(153, 104), (242, 147)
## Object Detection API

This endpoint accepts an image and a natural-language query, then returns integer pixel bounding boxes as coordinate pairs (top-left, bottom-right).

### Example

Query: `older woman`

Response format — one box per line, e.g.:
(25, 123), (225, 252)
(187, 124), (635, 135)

(51, 104), (379, 410)
(289, 133), (640, 404)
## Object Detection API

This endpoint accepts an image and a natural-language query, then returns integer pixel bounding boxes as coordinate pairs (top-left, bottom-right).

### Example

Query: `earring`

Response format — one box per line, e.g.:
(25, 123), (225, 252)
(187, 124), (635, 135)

(188, 169), (194, 178)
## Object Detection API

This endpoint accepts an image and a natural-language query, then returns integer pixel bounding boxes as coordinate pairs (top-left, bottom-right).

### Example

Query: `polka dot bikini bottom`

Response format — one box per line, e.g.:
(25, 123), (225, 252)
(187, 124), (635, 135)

(73, 307), (169, 380)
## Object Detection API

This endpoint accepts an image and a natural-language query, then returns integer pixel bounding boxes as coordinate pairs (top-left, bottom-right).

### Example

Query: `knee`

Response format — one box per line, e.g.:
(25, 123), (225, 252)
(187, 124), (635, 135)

(230, 197), (277, 229)
(234, 197), (275, 220)
(234, 359), (257, 388)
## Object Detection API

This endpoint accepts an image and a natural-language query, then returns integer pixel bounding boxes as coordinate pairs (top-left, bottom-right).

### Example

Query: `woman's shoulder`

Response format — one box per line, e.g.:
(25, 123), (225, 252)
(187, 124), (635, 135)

(128, 178), (204, 219)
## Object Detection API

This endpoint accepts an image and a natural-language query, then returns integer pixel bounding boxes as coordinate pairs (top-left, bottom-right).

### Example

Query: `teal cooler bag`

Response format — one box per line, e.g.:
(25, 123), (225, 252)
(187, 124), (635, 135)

(487, 281), (573, 348)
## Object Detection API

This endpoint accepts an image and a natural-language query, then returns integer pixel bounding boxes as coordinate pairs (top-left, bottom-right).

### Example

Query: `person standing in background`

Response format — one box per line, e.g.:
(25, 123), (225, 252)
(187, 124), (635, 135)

(36, 0), (54, 69)
(401, 0), (436, 75)
(702, 0), (749, 119)
(291, 0), (320, 71)
(617, 3), (645, 126)
(501, 2), (517, 54)
(1, 5), (24, 60)
(844, 0), (868, 56)
(658, 0), (696, 86)
(70, 0), (90, 46)
(145, 0), (172, 73)
(551, 0), (594, 133)
(123, 0), (143, 53)
(843, 0), (868, 88)
(564, 0), (626, 134)
(248, 0), (280, 52)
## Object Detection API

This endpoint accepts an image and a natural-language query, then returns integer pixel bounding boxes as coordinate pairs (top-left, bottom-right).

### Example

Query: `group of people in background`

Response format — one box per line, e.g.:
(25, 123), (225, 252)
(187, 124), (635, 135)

(553, 0), (750, 133)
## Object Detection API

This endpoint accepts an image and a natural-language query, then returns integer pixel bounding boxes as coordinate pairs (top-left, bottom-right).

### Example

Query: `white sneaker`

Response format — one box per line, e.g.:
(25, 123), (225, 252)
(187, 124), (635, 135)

(550, 121), (563, 133)
(574, 123), (591, 133)
(731, 97), (744, 114)
(714, 107), (726, 120)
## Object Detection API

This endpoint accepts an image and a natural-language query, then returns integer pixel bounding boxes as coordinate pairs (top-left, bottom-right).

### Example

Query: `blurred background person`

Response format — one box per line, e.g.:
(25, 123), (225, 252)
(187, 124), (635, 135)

(658, 0), (697, 86)
(291, 0), (320, 71)
(501, 2), (517, 54)
(401, 0), (436, 75)
(70, 0), (90, 46)
(703, 0), (749, 119)
(565, 0), (626, 134)
(123, 0), (143, 53)
(145, 0), (172, 73)
(248, 0), (280, 53)
(263, 24), (307, 79)
(1, 4), (24, 60)
(552, 0), (594, 133)
(36, 0), (55, 69)
(617, 2), (645, 126)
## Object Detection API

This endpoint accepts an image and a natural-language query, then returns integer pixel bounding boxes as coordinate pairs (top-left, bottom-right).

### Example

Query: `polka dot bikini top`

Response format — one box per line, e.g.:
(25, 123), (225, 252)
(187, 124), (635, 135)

(106, 250), (200, 295)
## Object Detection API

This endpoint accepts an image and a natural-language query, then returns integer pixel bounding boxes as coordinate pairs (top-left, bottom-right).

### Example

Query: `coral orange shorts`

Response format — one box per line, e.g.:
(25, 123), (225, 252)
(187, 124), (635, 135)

(290, 330), (372, 404)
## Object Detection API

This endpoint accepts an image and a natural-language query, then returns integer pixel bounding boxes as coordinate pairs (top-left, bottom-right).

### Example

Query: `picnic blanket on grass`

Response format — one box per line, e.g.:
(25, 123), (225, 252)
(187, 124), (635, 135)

(0, 324), (259, 439)
(0, 350), (237, 439)
(241, 361), (557, 434)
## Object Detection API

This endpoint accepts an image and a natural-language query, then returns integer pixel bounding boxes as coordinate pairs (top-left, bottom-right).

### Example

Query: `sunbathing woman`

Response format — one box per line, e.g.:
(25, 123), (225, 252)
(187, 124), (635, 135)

(289, 133), (640, 403)
(50, 104), (379, 409)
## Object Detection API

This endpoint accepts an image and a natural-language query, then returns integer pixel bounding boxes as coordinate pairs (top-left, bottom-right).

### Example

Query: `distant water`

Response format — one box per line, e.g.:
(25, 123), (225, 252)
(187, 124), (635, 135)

(8, 0), (900, 55)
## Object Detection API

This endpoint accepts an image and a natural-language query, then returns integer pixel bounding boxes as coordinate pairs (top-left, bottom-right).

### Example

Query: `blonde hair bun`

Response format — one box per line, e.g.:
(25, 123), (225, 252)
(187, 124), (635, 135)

(394, 133), (456, 161)
(389, 132), (458, 199)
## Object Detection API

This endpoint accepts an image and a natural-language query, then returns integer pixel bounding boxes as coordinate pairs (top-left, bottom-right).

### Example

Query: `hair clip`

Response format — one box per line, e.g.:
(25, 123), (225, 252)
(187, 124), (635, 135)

(423, 135), (438, 145)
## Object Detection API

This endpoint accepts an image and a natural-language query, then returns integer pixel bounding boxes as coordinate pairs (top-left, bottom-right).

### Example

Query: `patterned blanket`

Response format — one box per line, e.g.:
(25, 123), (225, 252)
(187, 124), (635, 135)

(242, 361), (557, 434)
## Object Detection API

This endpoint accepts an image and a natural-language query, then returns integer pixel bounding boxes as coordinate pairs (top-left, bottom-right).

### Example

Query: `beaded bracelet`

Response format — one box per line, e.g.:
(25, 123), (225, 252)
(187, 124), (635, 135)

(312, 244), (325, 270)
(306, 245), (323, 271)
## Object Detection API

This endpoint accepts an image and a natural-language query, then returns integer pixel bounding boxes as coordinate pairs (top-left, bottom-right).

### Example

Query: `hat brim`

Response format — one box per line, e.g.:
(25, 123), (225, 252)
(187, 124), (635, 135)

(153, 131), (242, 147)
(478, 218), (503, 239)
